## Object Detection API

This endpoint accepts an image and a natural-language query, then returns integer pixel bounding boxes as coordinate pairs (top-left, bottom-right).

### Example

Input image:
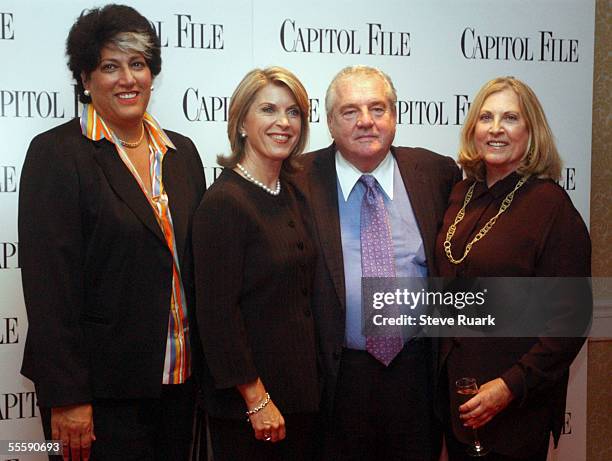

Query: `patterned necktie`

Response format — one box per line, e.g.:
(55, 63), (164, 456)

(360, 175), (403, 366)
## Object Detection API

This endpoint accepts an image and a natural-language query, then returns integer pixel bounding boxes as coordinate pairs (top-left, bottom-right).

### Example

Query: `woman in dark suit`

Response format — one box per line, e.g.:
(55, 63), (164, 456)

(193, 67), (319, 460)
(19, 5), (205, 460)
(435, 76), (591, 460)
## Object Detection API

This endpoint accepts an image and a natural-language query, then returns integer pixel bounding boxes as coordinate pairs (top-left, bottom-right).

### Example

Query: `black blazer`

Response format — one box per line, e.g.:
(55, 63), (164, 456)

(19, 118), (206, 407)
(297, 144), (461, 414)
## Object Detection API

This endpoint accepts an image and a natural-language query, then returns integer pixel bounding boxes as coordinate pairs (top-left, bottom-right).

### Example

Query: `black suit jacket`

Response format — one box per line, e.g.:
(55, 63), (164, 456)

(19, 118), (206, 407)
(297, 144), (461, 414)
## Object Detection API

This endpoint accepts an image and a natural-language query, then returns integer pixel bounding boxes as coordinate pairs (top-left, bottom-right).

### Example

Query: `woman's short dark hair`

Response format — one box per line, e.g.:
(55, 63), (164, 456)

(66, 4), (161, 104)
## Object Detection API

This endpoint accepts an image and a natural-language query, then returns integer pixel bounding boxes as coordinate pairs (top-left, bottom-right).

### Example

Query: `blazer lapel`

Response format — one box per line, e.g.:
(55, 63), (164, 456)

(309, 147), (346, 310)
(92, 141), (166, 244)
(162, 149), (189, 264)
(393, 147), (438, 275)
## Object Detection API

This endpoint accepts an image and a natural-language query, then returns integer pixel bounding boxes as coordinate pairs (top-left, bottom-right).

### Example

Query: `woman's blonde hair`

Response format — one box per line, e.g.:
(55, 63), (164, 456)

(458, 76), (562, 181)
(220, 67), (310, 173)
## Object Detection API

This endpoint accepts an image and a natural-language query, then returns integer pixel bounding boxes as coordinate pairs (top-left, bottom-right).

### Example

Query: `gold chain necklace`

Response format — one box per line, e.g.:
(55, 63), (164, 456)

(118, 124), (145, 148)
(444, 175), (529, 265)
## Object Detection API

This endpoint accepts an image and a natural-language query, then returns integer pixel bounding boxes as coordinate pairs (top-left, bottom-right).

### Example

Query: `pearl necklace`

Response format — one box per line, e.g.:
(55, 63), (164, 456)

(118, 124), (145, 148)
(236, 163), (281, 196)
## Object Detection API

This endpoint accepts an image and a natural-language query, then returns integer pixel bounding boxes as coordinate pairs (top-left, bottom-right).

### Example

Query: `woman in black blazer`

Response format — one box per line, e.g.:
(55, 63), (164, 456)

(19, 5), (205, 460)
(193, 67), (320, 461)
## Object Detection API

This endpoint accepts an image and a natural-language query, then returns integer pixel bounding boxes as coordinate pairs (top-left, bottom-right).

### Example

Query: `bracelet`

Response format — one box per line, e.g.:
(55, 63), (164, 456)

(245, 392), (271, 420)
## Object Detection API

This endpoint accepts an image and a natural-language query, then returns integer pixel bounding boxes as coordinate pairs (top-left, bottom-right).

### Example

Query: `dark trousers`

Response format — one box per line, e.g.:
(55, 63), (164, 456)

(209, 412), (317, 461)
(325, 340), (437, 461)
(445, 427), (549, 461)
(41, 379), (195, 461)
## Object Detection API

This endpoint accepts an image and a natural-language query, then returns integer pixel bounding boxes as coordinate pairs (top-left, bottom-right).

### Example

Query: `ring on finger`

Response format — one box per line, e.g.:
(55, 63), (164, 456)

(264, 433), (271, 441)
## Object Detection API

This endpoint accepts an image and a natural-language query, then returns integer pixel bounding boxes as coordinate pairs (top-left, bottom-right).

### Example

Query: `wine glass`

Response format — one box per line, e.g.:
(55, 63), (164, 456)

(455, 377), (489, 457)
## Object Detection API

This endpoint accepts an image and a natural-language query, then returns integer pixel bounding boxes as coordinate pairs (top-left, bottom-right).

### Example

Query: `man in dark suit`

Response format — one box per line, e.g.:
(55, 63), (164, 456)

(299, 65), (461, 460)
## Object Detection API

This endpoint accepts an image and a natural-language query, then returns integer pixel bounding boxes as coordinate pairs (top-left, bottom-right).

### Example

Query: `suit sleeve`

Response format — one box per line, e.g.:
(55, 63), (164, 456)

(451, 158), (463, 186)
(501, 195), (591, 403)
(19, 132), (92, 407)
(192, 190), (259, 389)
(183, 135), (207, 196)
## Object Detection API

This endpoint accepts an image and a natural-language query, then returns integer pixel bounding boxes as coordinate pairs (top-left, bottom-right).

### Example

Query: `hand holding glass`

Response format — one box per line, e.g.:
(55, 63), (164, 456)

(455, 377), (489, 457)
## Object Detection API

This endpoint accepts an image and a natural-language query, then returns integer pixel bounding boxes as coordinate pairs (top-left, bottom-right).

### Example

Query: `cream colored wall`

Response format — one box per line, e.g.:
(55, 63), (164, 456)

(587, 1), (611, 460)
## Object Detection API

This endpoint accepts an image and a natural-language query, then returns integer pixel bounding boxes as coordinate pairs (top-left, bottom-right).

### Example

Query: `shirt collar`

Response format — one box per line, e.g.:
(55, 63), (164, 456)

(79, 103), (175, 153)
(335, 150), (395, 201)
(473, 171), (527, 200)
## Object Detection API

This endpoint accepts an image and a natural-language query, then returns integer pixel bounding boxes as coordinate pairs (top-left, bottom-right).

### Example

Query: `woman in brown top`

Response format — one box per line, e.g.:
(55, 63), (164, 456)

(193, 67), (319, 460)
(434, 77), (590, 460)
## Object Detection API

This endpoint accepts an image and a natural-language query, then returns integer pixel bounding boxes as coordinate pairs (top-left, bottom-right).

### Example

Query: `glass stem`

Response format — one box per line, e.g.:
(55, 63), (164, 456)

(472, 428), (483, 449)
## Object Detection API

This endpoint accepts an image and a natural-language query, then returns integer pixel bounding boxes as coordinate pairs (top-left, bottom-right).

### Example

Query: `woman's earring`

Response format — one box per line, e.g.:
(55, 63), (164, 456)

(83, 89), (90, 97)
(151, 85), (155, 91)
(241, 132), (247, 138)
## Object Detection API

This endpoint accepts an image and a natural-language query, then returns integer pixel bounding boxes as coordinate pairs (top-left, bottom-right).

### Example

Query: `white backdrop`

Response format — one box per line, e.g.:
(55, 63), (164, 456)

(0, 1), (595, 460)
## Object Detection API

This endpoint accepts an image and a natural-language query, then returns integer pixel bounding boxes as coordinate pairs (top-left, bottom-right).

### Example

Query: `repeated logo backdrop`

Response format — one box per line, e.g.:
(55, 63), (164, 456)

(0, 1), (595, 459)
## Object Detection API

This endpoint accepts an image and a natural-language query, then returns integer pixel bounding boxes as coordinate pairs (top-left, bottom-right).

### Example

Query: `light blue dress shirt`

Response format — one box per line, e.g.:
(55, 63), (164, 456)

(336, 151), (427, 349)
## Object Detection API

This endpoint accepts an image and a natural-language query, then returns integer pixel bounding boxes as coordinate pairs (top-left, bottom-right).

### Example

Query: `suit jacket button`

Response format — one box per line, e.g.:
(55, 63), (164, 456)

(303, 308), (311, 317)
(288, 220), (296, 228)
(297, 241), (304, 250)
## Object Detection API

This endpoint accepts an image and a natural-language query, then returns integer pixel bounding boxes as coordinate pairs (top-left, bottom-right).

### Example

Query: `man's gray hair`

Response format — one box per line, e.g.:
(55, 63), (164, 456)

(325, 65), (398, 118)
